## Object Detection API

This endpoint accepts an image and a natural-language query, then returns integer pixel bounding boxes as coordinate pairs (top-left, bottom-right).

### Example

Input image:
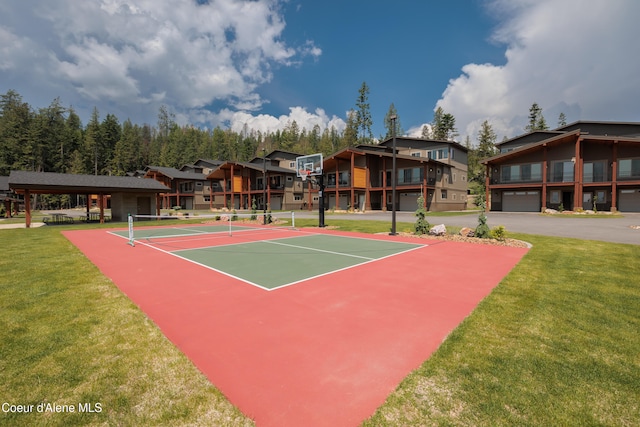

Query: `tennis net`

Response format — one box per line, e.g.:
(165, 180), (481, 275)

(129, 211), (296, 244)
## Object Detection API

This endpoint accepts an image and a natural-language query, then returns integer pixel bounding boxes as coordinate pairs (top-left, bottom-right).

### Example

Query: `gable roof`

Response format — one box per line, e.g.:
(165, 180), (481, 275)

(378, 136), (469, 153)
(205, 161), (295, 180)
(554, 121), (640, 137)
(8, 171), (170, 194)
(144, 166), (206, 180)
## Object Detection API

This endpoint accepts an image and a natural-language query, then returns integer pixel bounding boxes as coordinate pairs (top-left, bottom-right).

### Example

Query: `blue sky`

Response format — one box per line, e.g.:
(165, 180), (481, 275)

(1, 0), (639, 143)
(263, 0), (505, 137)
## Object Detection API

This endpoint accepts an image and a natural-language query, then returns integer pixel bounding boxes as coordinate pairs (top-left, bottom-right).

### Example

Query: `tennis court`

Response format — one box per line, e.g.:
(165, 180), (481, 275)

(111, 220), (424, 290)
(65, 220), (529, 427)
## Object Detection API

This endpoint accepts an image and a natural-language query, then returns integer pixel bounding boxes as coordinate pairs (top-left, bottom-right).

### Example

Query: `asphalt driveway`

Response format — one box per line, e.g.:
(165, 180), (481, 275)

(295, 211), (640, 245)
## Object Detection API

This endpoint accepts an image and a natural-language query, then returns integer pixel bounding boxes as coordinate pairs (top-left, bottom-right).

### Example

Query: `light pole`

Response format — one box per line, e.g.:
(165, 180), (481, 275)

(262, 148), (267, 225)
(389, 114), (397, 235)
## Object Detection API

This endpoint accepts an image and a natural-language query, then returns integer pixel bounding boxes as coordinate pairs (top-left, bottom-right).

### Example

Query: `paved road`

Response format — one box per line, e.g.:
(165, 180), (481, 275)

(292, 210), (640, 245)
(2, 210), (638, 245)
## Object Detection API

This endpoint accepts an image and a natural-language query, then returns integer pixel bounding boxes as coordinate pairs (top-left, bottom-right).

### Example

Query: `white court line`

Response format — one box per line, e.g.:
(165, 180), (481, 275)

(271, 244), (426, 291)
(131, 239), (268, 291)
(264, 240), (376, 260)
(117, 229), (430, 291)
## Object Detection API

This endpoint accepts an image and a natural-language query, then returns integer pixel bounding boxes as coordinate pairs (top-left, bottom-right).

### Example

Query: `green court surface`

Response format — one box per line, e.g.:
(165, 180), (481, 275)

(171, 234), (424, 290)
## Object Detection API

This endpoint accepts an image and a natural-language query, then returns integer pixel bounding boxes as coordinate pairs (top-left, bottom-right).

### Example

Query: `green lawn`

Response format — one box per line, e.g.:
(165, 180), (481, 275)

(2, 219), (639, 426)
(0, 224), (253, 426)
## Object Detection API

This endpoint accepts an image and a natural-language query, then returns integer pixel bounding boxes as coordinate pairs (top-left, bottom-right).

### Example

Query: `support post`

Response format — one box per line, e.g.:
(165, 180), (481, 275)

(389, 115), (397, 235)
(25, 189), (31, 228)
(318, 174), (325, 228)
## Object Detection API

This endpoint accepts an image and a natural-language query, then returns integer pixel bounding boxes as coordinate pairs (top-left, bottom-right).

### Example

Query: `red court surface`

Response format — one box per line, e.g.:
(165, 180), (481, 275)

(64, 227), (529, 426)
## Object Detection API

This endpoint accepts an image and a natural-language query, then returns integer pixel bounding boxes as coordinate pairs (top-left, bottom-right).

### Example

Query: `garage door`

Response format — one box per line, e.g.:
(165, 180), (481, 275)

(618, 189), (640, 212)
(399, 193), (420, 211)
(502, 191), (540, 212)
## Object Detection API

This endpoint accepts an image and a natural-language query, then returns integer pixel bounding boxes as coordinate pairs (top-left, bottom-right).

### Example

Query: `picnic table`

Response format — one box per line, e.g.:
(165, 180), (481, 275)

(43, 213), (75, 225)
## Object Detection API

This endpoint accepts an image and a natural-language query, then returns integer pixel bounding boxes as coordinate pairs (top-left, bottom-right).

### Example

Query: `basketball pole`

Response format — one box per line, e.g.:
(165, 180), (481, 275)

(318, 174), (325, 228)
(389, 114), (398, 236)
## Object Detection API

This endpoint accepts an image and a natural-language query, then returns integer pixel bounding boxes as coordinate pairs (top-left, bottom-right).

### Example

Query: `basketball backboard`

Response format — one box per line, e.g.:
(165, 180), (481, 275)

(296, 153), (323, 177)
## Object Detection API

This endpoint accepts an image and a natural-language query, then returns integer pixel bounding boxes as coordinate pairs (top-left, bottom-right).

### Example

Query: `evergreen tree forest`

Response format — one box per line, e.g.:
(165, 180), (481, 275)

(0, 89), (504, 201)
(0, 90), (349, 177)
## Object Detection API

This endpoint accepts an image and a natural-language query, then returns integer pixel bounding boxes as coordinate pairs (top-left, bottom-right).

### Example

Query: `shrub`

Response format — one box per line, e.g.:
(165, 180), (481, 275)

(250, 197), (257, 220)
(490, 225), (507, 241)
(414, 195), (430, 235)
(475, 208), (491, 239)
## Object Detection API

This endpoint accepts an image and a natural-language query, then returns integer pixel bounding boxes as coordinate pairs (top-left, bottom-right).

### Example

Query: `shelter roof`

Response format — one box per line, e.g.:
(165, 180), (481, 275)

(8, 171), (170, 194)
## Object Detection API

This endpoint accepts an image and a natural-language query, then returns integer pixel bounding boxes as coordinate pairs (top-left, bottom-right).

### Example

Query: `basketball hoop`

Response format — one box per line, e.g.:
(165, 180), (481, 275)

(301, 170), (311, 182)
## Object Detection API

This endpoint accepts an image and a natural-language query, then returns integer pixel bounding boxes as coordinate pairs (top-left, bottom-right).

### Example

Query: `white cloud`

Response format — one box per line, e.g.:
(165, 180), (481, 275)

(0, 0), (318, 124)
(221, 106), (346, 135)
(437, 0), (640, 142)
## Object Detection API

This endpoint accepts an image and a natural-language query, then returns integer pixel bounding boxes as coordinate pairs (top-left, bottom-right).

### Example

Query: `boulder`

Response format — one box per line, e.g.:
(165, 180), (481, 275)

(459, 227), (475, 237)
(429, 223), (447, 236)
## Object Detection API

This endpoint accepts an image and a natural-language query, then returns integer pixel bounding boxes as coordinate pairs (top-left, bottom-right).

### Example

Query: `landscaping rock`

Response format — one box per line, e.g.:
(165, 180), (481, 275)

(429, 224), (447, 236)
(459, 227), (475, 237)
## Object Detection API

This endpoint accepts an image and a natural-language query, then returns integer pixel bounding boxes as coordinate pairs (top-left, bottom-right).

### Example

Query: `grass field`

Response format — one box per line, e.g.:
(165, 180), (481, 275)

(1, 219), (639, 426)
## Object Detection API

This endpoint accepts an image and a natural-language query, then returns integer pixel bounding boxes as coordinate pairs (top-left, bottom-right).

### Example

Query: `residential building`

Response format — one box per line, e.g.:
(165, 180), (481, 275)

(144, 165), (208, 210)
(205, 150), (308, 210)
(323, 137), (469, 211)
(483, 121), (640, 212)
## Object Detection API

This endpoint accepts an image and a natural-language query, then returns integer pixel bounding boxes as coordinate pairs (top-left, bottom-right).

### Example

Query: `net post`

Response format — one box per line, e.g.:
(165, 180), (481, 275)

(127, 213), (135, 247)
(291, 211), (295, 229)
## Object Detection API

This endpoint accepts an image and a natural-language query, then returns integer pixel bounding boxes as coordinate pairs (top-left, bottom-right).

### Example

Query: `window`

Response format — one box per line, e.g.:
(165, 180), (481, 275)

(441, 190), (447, 199)
(289, 161), (295, 168)
(595, 190), (606, 203)
(618, 158), (640, 179)
(327, 171), (349, 186)
(584, 160), (606, 182)
(428, 148), (449, 160)
(270, 175), (283, 188)
(411, 152), (421, 157)
(294, 195), (302, 201)
(398, 167), (423, 184)
(501, 163), (542, 182)
(179, 181), (195, 192)
(551, 161), (574, 182)
(550, 190), (561, 204)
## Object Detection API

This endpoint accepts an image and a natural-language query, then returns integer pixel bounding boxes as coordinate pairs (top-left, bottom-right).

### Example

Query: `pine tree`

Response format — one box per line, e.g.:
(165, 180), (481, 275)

(468, 120), (498, 200)
(355, 82), (373, 144)
(0, 90), (33, 174)
(525, 102), (549, 132)
(558, 112), (567, 127)
(382, 103), (403, 140)
(343, 110), (358, 147)
(431, 107), (458, 141)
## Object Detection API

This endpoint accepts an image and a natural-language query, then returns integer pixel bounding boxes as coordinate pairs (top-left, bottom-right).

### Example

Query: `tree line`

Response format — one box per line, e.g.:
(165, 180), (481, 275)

(0, 87), (557, 202)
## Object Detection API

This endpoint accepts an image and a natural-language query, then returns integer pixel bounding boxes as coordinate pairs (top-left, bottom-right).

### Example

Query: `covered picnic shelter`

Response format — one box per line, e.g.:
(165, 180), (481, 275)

(8, 171), (170, 228)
